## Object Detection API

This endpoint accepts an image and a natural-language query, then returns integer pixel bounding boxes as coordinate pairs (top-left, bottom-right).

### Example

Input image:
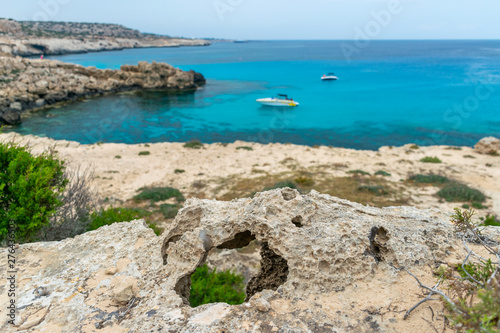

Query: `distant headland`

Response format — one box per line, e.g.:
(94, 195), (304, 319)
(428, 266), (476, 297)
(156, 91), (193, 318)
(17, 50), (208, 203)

(0, 18), (211, 57)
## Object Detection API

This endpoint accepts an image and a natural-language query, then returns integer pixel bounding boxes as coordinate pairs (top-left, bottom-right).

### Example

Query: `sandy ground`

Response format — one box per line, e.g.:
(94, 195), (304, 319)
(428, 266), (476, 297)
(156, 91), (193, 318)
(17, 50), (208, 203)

(1, 133), (499, 220)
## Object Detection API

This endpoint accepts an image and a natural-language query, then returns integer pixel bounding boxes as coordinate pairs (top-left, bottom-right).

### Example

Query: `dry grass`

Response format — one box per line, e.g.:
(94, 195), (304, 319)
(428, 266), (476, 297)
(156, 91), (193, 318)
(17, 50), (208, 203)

(215, 170), (409, 207)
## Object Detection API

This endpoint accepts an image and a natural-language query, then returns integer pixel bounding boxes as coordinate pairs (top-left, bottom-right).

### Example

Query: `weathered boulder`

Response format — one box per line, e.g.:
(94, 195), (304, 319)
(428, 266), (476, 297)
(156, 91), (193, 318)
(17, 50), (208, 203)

(0, 109), (21, 125)
(0, 57), (206, 121)
(2, 189), (486, 332)
(474, 136), (500, 155)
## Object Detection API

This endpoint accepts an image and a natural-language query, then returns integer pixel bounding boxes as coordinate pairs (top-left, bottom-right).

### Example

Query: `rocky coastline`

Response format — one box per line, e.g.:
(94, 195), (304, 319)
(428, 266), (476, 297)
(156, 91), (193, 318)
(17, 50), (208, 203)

(0, 57), (206, 125)
(0, 19), (210, 57)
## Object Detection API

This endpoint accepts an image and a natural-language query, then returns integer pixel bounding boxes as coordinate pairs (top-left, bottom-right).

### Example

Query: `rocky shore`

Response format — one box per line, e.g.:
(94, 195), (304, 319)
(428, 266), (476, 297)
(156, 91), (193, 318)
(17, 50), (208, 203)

(2, 190), (499, 332)
(0, 19), (210, 57)
(0, 57), (206, 125)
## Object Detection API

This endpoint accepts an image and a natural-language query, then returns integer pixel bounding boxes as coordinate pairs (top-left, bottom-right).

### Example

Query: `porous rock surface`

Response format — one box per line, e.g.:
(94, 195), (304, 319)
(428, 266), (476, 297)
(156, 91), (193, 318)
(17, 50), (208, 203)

(1, 189), (469, 332)
(0, 57), (205, 125)
(474, 136), (500, 155)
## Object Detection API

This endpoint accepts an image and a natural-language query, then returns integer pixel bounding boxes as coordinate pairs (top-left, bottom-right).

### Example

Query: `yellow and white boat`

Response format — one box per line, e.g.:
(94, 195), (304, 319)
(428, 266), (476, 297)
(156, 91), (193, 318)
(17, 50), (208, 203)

(256, 94), (299, 107)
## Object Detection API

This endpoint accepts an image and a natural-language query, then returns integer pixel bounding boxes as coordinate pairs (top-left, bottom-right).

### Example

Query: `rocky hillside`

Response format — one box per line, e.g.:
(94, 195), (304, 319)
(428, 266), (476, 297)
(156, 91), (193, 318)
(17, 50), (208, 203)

(0, 57), (205, 125)
(0, 18), (210, 57)
(2, 189), (498, 332)
(18, 21), (145, 39)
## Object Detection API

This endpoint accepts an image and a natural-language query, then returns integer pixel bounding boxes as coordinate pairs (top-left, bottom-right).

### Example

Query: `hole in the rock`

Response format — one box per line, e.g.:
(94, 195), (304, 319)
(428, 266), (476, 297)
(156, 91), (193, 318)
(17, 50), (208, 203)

(162, 235), (182, 265)
(368, 226), (390, 263)
(245, 242), (289, 301)
(292, 215), (303, 227)
(176, 231), (290, 307)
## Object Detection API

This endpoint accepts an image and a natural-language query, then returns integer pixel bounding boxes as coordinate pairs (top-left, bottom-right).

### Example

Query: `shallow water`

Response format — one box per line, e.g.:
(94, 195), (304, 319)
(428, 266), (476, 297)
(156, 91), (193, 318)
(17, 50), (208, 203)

(7, 40), (500, 149)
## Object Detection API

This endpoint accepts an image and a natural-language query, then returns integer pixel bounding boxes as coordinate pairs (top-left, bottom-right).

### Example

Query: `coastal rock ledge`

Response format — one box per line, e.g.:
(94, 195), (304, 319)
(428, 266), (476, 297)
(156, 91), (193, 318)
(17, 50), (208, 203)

(3, 189), (495, 332)
(0, 57), (206, 125)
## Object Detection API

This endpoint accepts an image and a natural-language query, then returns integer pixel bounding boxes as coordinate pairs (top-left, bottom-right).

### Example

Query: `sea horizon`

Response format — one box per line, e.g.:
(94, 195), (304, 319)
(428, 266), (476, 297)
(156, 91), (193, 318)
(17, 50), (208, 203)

(7, 40), (500, 150)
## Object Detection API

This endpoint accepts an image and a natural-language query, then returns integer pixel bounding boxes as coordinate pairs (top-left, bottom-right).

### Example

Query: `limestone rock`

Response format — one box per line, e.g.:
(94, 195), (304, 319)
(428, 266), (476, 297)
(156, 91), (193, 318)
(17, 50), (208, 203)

(0, 109), (21, 125)
(0, 190), (477, 332)
(0, 57), (206, 123)
(474, 136), (500, 155)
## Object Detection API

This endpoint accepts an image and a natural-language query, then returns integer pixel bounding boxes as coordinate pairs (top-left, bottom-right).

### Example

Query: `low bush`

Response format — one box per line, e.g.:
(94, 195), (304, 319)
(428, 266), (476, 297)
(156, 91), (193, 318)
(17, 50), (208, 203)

(481, 215), (500, 227)
(374, 170), (391, 176)
(265, 180), (297, 190)
(174, 169), (185, 174)
(0, 143), (67, 244)
(134, 187), (185, 203)
(437, 182), (486, 202)
(358, 185), (387, 196)
(236, 146), (253, 151)
(184, 140), (204, 149)
(189, 264), (246, 307)
(409, 173), (450, 184)
(348, 169), (370, 175)
(88, 207), (162, 235)
(138, 151), (150, 156)
(160, 204), (182, 219)
(420, 156), (442, 163)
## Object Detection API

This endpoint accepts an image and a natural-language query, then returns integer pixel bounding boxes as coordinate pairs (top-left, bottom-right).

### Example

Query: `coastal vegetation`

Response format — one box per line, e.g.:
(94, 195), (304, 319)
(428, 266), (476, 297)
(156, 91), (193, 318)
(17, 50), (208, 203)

(0, 142), (67, 243)
(420, 156), (442, 163)
(183, 140), (204, 149)
(133, 186), (185, 203)
(428, 209), (500, 332)
(189, 264), (246, 307)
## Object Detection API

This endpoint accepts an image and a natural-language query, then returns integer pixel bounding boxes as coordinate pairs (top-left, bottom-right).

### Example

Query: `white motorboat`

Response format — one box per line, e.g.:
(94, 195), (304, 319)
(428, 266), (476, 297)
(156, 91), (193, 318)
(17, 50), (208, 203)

(321, 72), (338, 80)
(256, 94), (299, 107)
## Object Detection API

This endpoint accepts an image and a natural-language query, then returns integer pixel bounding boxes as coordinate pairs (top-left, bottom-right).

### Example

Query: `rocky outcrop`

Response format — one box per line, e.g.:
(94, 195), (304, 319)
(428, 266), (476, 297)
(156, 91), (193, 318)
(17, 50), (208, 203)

(474, 136), (500, 155)
(0, 57), (205, 125)
(0, 19), (211, 57)
(3, 189), (495, 332)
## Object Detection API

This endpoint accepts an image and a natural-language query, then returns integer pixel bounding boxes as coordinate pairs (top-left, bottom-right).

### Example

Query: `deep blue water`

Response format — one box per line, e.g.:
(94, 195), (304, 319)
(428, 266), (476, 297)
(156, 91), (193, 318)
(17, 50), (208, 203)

(7, 40), (500, 149)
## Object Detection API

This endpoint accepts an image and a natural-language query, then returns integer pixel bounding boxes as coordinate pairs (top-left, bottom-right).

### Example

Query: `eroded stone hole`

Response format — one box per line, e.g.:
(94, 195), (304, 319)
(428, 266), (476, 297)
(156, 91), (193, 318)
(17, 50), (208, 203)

(368, 226), (390, 263)
(292, 215), (303, 228)
(245, 242), (289, 301)
(180, 231), (261, 307)
(179, 231), (290, 307)
(162, 235), (182, 265)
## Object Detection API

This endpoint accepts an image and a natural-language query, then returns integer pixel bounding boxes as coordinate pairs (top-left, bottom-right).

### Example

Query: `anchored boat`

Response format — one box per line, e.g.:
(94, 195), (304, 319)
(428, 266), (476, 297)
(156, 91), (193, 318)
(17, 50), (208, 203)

(321, 72), (338, 80)
(256, 94), (299, 107)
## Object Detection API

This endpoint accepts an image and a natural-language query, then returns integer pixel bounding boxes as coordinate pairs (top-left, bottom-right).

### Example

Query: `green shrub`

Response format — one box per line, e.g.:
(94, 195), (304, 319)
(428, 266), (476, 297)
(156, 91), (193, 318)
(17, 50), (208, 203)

(471, 202), (486, 209)
(183, 140), (204, 149)
(409, 144), (419, 149)
(88, 207), (162, 236)
(420, 156), (442, 163)
(138, 151), (150, 156)
(265, 180), (297, 190)
(409, 174), (450, 184)
(374, 170), (391, 176)
(115, 155), (121, 159)
(0, 143), (67, 243)
(189, 264), (246, 307)
(437, 182), (486, 202)
(358, 185), (387, 196)
(159, 203), (182, 219)
(348, 170), (370, 175)
(236, 146), (253, 151)
(174, 169), (185, 174)
(482, 215), (500, 227)
(463, 155), (475, 159)
(134, 187), (185, 203)
(462, 204), (470, 209)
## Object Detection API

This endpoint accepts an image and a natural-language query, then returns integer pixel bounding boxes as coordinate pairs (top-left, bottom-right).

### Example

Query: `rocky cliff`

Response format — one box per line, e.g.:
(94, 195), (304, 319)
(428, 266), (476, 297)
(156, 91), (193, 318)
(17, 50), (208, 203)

(0, 57), (206, 125)
(2, 189), (497, 332)
(0, 19), (210, 57)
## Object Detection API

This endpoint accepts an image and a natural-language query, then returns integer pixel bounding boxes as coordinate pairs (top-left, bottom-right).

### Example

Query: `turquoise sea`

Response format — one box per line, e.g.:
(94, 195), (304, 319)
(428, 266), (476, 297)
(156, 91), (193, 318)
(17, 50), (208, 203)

(8, 40), (500, 149)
